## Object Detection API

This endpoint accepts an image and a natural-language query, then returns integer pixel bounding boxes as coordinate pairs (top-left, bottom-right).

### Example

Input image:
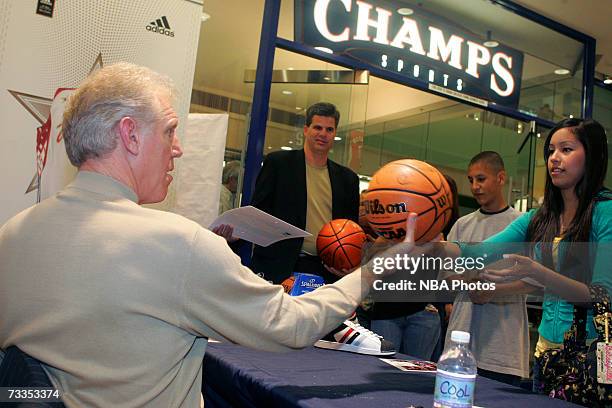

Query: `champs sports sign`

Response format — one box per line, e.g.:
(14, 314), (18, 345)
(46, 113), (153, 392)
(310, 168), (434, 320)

(295, 0), (524, 108)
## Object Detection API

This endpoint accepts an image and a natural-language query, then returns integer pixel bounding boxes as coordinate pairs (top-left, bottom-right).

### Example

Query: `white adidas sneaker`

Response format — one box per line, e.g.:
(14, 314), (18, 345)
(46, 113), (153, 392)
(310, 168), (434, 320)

(314, 319), (396, 356)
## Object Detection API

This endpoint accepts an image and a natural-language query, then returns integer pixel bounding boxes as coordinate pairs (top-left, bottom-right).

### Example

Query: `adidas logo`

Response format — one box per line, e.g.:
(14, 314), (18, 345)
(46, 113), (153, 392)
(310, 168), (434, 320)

(146, 16), (174, 37)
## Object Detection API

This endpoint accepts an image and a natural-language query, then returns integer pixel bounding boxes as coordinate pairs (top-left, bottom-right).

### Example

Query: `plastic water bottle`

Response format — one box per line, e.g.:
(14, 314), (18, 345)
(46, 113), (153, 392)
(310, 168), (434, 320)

(433, 330), (477, 408)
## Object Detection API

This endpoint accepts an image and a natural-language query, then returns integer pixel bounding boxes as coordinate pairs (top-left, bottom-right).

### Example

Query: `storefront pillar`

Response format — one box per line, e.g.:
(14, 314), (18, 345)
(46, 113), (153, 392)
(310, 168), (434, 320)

(241, 0), (281, 207)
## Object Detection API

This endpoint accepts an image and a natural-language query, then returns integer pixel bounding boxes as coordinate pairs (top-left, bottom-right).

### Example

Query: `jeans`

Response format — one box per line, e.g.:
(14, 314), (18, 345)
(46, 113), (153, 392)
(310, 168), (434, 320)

(371, 309), (441, 360)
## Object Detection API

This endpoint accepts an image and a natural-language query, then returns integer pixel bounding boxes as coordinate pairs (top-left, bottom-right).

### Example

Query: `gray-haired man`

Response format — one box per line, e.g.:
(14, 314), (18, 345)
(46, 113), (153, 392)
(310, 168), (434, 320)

(0, 63), (415, 407)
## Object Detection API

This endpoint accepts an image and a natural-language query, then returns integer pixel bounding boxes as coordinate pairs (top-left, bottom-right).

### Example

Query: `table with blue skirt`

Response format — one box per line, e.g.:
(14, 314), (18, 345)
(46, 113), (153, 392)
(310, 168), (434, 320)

(202, 342), (580, 408)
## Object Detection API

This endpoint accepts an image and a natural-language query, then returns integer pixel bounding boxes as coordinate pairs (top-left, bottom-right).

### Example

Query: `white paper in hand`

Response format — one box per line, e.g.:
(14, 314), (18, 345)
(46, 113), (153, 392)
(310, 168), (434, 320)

(210, 206), (311, 247)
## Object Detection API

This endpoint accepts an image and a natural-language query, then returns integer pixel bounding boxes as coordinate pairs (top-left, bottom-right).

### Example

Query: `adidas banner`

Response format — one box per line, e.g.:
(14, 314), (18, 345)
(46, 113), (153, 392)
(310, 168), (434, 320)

(0, 0), (203, 224)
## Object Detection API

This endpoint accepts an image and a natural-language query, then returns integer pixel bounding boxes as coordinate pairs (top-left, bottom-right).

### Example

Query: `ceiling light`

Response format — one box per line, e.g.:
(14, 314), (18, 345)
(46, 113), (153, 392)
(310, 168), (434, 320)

(334, 137), (342, 141)
(314, 46), (333, 54)
(295, 106), (303, 110)
(281, 90), (293, 95)
(397, 8), (413, 16)
(604, 76), (612, 85)
(201, 12), (210, 22)
(323, 76), (331, 81)
(281, 146), (292, 151)
(554, 68), (570, 75)
(483, 30), (498, 48)
(287, 67), (294, 70)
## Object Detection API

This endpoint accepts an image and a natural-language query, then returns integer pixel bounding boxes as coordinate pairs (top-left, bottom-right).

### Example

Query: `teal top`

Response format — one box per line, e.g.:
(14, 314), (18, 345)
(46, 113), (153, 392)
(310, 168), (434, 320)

(461, 192), (612, 343)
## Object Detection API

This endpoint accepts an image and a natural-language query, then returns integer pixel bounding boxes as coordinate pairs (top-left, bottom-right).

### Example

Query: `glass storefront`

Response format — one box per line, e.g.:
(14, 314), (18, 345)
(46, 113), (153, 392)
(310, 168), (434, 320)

(194, 0), (597, 214)
(280, 0), (587, 120)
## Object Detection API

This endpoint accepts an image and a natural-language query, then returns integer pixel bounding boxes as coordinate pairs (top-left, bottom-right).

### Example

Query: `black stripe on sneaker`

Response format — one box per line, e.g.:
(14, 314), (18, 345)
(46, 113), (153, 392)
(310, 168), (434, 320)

(346, 332), (360, 344)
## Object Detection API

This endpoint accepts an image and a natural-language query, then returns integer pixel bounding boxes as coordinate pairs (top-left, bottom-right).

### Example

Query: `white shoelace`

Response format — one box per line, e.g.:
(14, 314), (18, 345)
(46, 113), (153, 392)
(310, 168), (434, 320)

(345, 320), (383, 339)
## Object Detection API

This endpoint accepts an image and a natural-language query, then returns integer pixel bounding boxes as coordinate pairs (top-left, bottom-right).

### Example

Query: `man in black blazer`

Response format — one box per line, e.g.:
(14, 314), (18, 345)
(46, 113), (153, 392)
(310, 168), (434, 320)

(251, 102), (359, 284)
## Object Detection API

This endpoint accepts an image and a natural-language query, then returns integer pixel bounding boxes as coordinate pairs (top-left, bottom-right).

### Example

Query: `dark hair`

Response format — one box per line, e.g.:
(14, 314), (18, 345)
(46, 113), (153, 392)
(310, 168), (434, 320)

(527, 118), (609, 246)
(469, 151), (505, 173)
(305, 102), (340, 127)
(442, 174), (460, 240)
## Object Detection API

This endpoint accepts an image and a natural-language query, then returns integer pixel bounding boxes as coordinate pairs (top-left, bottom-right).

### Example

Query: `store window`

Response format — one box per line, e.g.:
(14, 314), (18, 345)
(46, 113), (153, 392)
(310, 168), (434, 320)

(192, 0), (587, 215)
(593, 85), (612, 187)
(191, 0), (265, 211)
(264, 44), (536, 214)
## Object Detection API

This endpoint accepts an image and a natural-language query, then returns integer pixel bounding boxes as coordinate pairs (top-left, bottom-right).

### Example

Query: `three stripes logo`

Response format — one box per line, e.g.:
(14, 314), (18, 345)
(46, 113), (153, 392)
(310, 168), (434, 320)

(336, 326), (360, 345)
(146, 16), (174, 38)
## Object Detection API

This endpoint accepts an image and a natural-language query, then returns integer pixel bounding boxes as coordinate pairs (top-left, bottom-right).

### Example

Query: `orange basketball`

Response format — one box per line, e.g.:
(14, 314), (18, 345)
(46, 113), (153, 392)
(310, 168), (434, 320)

(362, 159), (453, 243)
(281, 276), (295, 293)
(316, 219), (367, 270)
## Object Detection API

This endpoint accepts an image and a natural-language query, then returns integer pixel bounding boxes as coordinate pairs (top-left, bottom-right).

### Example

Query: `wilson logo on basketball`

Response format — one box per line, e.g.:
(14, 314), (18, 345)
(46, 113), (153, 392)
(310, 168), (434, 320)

(363, 198), (408, 215)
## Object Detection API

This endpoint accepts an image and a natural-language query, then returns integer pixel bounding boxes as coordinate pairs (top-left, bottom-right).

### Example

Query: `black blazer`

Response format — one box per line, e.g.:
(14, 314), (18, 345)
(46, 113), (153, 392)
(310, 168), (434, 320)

(250, 149), (359, 283)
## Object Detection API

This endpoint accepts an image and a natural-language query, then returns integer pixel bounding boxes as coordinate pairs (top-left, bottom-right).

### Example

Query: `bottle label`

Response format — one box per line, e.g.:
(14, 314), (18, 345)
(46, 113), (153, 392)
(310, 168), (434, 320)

(433, 369), (476, 408)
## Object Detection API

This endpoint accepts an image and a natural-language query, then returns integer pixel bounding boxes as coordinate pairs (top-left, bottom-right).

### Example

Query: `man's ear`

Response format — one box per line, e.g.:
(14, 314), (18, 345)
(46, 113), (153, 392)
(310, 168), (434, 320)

(498, 170), (506, 185)
(117, 117), (140, 156)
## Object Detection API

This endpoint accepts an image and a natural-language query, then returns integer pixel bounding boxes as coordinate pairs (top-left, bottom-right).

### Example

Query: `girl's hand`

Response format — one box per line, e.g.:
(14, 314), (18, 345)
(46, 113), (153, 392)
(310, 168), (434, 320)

(480, 254), (542, 283)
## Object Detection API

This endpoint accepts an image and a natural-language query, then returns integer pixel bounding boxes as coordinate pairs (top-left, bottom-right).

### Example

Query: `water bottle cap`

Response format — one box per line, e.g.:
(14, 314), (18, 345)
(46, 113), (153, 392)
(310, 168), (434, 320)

(450, 330), (470, 343)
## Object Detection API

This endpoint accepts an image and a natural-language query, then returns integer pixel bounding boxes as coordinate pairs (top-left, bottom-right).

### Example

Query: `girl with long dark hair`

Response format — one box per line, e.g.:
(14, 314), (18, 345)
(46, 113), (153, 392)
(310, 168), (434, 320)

(449, 118), (611, 400)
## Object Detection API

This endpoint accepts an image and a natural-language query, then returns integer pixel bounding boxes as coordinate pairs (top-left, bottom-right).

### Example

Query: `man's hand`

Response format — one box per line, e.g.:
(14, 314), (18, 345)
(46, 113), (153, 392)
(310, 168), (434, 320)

(211, 224), (239, 243)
